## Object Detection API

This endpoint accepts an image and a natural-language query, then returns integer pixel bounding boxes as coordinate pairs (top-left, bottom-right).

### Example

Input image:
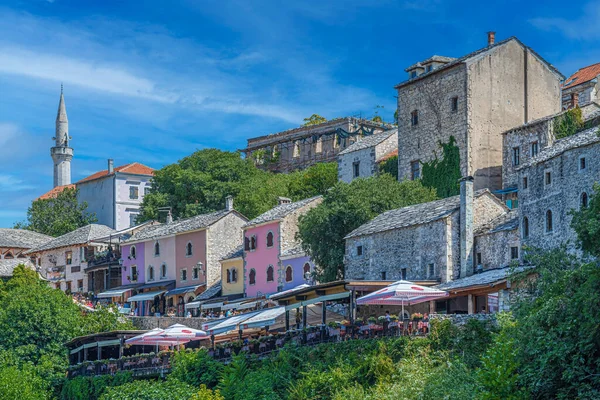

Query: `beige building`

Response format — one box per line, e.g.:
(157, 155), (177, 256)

(395, 33), (564, 192)
(220, 246), (243, 299)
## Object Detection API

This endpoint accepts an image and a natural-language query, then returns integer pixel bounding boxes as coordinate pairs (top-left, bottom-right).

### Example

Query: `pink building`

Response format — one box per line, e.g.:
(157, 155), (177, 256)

(243, 196), (322, 298)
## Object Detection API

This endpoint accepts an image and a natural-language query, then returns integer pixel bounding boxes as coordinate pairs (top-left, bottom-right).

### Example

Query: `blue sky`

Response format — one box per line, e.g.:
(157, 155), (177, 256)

(0, 0), (598, 228)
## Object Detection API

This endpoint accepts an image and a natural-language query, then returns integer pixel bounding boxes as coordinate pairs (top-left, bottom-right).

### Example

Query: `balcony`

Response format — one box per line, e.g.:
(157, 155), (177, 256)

(86, 251), (122, 269)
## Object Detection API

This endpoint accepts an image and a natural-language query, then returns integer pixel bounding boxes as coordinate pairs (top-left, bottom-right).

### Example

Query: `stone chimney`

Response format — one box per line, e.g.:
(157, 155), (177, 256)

(166, 210), (173, 224)
(225, 195), (234, 211)
(278, 197), (292, 205)
(487, 31), (495, 46)
(570, 92), (579, 109)
(459, 176), (474, 279)
(108, 159), (114, 174)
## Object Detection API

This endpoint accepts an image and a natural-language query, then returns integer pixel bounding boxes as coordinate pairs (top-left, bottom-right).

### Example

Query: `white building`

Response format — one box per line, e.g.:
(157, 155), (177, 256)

(562, 62), (600, 109)
(337, 129), (398, 183)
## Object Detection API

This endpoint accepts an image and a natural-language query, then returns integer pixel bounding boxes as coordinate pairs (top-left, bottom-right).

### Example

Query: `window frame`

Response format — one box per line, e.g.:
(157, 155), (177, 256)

(285, 266), (293, 283)
(193, 266), (200, 280)
(66, 251), (73, 265)
(356, 245), (363, 256)
(401, 268), (407, 280)
(249, 268), (256, 285)
(266, 265), (274, 282)
(148, 266), (155, 281)
(512, 147), (520, 166)
(130, 245), (136, 259)
(131, 265), (138, 282)
(428, 263), (435, 278)
(579, 156), (587, 171)
(160, 263), (167, 279)
(181, 268), (187, 282)
(410, 110), (419, 126)
(450, 96), (458, 112)
(531, 141), (539, 157)
(231, 268), (238, 283)
(410, 160), (420, 180)
(381, 271), (387, 280)
(266, 231), (274, 248)
(545, 170), (552, 186)
(522, 176), (528, 190)
(185, 242), (193, 257)
(510, 246), (519, 260)
(581, 192), (589, 208)
(522, 217), (529, 239)
(129, 186), (139, 200)
(545, 210), (553, 233)
(154, 242), (160, 257)
(353, 161), (360, 178)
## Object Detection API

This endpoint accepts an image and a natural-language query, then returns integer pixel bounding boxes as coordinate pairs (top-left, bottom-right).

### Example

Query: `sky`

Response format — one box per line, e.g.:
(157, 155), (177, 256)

(0, 0), (599, 228)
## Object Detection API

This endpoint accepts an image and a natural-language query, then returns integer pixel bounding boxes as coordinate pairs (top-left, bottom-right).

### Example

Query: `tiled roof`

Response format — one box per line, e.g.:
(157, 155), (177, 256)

(27, 224), (115, 253)
(378, 148), (399, 163)
(280, 245), (305, 258)
(37, 184), (76, 200)
(396, 37), (563, 89)
(77, 162), (154, 184)
(125, 209), (243, 243)
(518, 124), (600, 169)
(0, 259), (36, 277)
(195, 280), (222, 300)
(436, 266), (531, 291)
(0, 229), (52, 249)
(475, 210), (518, 236)
(405, 55), (456, 71)
(338, 129), (397, 155)
(345, 190), (491, 239)
(220, 245), (243, 261)
(563, 62), (600, 90)
(243, 196), (322, 228)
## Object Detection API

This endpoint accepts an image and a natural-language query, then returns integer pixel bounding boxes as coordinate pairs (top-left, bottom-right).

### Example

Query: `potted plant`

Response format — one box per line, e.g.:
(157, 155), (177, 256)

(411, 313), (423, 321)
(368, 316), (377, 325)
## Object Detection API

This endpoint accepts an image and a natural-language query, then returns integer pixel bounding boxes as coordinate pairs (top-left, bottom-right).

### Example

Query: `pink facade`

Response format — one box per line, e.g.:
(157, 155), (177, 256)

(144, 236), (177, 283)
(244, 222), (280, 297)
(175, 230), (207, 288)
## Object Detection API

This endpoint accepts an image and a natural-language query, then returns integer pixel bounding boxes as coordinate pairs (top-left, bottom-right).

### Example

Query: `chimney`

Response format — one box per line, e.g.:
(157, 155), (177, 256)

(108, 159), (114, 174)
(166, 210), (173, 224)
(571, 92), (579, 109)
(278, 197), (292, 205)
(487, 31), (495, 46)
(225, 195), (234, 211)
(459, 176), (474, 279)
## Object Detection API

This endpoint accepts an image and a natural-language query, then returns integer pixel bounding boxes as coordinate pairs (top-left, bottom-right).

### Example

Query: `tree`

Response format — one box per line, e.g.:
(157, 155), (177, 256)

(302, 114), (327, 126)
(14, 187), (97, 237)
(0, 365), (51, 400)
(570, 183), (600, 257)
(378, 156), (398, 180)
(297, 175), (437, 281)
(99, 380), (196, 400)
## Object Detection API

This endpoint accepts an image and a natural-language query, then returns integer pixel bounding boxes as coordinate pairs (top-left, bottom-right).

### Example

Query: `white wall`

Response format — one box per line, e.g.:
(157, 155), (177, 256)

(115, 174), (153, 230)
(77, 177), (115, 228)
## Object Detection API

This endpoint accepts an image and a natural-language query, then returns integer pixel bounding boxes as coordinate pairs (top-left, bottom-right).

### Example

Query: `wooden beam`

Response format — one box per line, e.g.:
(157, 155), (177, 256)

(315, 289), (327, 296)
(295, 295), (308, 301)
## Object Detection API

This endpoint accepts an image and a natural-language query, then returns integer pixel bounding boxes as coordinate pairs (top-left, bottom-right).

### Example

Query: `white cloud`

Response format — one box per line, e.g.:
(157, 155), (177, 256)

(529, 2), (600, 40)
(0, 174), (36, 191)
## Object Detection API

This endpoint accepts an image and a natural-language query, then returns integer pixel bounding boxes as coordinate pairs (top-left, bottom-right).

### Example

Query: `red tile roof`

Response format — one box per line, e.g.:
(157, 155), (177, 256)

(37, 184), (75, 200)
(563, 62), (600, 90)
(77, 162), (154, 184)
(377, 149), (399, 162)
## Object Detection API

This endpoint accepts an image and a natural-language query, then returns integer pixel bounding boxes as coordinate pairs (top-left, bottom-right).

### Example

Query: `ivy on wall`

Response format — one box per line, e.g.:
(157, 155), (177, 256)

(378, 155), (399, 179)
(421, 136), (461, 198)
(553, 107), (583, 139)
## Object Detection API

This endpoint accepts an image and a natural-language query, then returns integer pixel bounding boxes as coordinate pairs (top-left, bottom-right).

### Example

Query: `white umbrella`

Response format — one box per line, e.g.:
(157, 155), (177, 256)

(153, 324), (208, 347)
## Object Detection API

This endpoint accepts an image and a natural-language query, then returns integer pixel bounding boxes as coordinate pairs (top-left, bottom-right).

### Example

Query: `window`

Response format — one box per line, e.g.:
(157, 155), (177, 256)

(66, 251), (72, 265)
(545, 171), (552, 186)
(476, 253), (482, 265)
(181, 268), (187, 281)
(580, 157), (586, 171)
(546, 210), (553, 233)
(186, 242), (193, 256)
(381, 271), (387, 280)
(161, 264), (167, 279)
(130, 246), (136, 259)
(522, 176), (528, 189)
(226, 269), (231, 283)
(357, 245), (363, 256)
(266, 232), (274, 248)
(244, 236), (250, 251)
(129, 213), (138, 228)
(451, 96), (458, 112)
(250, 235), (257, 251)
(425, 64), (433, 72)
(401, 268), (407, 280)
(77, 279), (83, 291)
(66, 281), (72, 293)
(428, 263), (434, 278)
(148, 266), (155, 281)
(303, 263), (311, 276)
(581, 192), (589, 208)
(511, 247), (519, 260)
(411, 160), (420, 180)
(314, 137), (322, 153)
(531, 142), (538, 157)
(131, 266), (138, 282)
(410, 70), (417, 78)
(266, 265), (274, 282)
(231, 268), (238, 283)
(353, 162), (360, 178)
(154, 242), (160, 256)
(512, 147), (520, 166)
(71, 266), (80, 273)
(285, 266), (293, 282)
(410, 110), (419, 126)
(293, 141), (300, 158)
(193, 266), (200, 280)
(129, 186), (139, 200)
(249, 269), (256, 285)
(523, 217), (529, 239)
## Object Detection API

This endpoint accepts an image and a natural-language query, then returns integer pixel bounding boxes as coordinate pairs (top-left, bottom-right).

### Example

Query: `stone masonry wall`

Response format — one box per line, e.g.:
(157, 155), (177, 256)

(206, 213), (246, 286)
(337, 147), (376, 183)
(279, 198), (323, 252)
(474, 228), (520, 271)
(374, 132), (399, 161)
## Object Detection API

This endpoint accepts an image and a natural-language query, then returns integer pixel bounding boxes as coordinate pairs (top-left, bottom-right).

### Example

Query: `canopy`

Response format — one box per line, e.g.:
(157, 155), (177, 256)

(125, 328), (165, 345)
(222, 300), (257, 311)
(165, 284), (205, 297)
(97, 287), (134, 299)
(154, 324), (207, 341)
(241, 307), (286, 330)
(203, 311), (261, 335)
(201, 301), (224, 310)
(127, 290), (165, 302)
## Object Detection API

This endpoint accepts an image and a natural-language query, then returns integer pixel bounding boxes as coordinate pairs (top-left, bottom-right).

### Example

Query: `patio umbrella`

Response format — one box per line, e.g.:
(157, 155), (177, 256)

(356, 280), (448, 319)
(153, 323), (208, 346)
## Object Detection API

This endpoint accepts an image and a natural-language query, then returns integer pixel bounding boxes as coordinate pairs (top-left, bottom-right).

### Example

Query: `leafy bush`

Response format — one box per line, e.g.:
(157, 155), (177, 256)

(170, 348), (223, 389)
(99, 379), (196, 400)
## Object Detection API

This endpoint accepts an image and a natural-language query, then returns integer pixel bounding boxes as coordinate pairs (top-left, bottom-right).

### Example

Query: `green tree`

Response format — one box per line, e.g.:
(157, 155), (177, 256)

(297, 175), (437, 281)
(421, 136), (461, 198)
(0, 365), (51, 400)
(302, 114), (327, 126)
(99, 379), (196, 400)
(554, 106), (583, 139)
(14, 187), (97, 237)
(570, 183), (600, 257)
(169, 349), (223, 389)
(378, 155), (398, 179)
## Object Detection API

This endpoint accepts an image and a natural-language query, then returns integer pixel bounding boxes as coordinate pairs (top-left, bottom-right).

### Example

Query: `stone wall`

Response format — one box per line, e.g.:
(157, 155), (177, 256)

(337, 147), (376, 183)
(206, 213), (246, 286)
(279, 198), (323, 252)
(475, 228), (520, 271)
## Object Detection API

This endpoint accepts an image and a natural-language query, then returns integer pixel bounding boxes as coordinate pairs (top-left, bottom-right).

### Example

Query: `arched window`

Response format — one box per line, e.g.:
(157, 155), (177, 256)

(154, 242), (160, 256)
(581, 192), (589, 208)
(266, 231), (274, 248)
(546, 210), (553, 233)
(186, 242), (193, 256)
(250, 235), (257, 250)
(130, 246), (136, 259)
(303, 263), (311, 276)
(285, 266), (293, 282)
(161, 263), (167, 278)
(522, 217), (529, 239)
(148, 266), (155, 281)
(249, 269), (256, 285)
(266, 265), (274, 282)
(231, 268), (238, 283)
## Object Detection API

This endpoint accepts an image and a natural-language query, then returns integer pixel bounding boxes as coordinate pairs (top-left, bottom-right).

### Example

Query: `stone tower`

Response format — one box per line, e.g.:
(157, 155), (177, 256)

(51, 86), (73, 187)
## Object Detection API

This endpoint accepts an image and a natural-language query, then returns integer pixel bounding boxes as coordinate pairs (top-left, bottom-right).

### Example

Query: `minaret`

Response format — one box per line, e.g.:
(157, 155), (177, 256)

(51, 85), (73, 187)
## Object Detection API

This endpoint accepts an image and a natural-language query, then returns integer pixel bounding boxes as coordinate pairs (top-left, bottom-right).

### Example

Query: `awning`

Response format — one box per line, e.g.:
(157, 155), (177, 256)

(241, 307), (286, 330)
(284, 291), (350, 311)
(221, 301), (258, 311)
(494, 187), (518, 195)
(185, 301), (203, 309)
(204, 311), (262, 335)
(201, 302), (224, 310)
(136, 280), (176, 290)
(97, 288), (135, 299)
(127, 290), (165, 302)
(165, 284), (205, 297)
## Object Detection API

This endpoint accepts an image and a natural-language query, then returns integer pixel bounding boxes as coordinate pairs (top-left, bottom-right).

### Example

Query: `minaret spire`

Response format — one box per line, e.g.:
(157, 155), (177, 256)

(51, 86), (73, 188)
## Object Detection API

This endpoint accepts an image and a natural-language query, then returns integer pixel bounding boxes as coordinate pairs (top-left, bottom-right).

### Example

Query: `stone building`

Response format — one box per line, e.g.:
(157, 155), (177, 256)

(516, 124), (600, 253)
(0, 229), (52, 279)
(501, 103), (600, 202)
(473, 211), (520, 271)
(241, 118), (392, 173)
(561, 62), (600, 109)
(344, 178), (511, 283)
(337, 129), (398, 183)
(395, 33), (564, 192)
(242, 196), (322, 298)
